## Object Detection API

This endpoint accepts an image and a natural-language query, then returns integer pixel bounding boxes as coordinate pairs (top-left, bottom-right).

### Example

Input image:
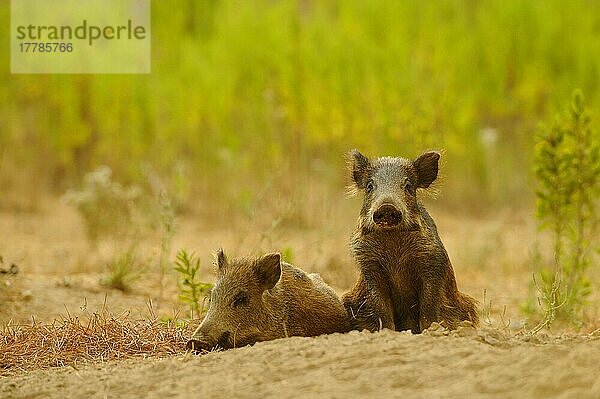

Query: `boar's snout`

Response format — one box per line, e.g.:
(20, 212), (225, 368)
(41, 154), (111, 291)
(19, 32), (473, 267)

(373, 203), (402, 228)
(186, 331), (232, 353)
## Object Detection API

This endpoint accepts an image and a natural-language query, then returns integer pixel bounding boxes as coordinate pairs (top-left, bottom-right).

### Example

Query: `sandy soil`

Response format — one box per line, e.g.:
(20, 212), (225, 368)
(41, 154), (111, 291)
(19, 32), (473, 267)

(0, 197), (543, 325)
(2, 328), (600, 399)
(1, 198), (599, 398)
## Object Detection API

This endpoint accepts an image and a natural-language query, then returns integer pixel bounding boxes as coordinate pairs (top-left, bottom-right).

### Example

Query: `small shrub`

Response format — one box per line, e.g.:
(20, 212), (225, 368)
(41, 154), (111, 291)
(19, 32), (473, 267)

(63, 166), (141, 246)
(101, 248), (144, 292)
(174, 249), (213, 319)
(531, 90), (600, 329)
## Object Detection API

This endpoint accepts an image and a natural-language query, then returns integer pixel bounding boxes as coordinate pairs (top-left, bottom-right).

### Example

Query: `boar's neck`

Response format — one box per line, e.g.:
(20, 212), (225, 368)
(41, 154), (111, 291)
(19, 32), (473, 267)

(352, 207), (446, 268)
(260, 264), (307, 338)
(266, 263), (321, 337)
(260, 286), (287, 338)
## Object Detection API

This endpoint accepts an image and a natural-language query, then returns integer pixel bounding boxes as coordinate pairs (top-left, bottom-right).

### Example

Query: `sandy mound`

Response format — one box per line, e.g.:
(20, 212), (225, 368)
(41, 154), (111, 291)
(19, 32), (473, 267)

(2, 328), (599, 399)
(2, 201), (599, 398)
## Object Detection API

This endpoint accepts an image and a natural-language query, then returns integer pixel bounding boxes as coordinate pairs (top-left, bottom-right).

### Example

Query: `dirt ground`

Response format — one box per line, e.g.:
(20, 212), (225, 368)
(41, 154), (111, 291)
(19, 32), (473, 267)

(2, 329), (600, 399)
(1, 197), (599, 398)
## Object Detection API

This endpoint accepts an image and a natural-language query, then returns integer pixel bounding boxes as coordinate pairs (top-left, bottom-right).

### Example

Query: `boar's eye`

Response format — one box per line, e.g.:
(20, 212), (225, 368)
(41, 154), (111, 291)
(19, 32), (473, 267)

(365, 180), (375, 193)
(404, 180), (414, 192)
(232, 292), (249, 308)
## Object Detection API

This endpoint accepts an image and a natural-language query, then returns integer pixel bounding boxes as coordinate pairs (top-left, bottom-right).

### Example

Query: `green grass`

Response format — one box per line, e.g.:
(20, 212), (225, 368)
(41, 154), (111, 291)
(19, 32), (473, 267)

(1, 0), (599, 213)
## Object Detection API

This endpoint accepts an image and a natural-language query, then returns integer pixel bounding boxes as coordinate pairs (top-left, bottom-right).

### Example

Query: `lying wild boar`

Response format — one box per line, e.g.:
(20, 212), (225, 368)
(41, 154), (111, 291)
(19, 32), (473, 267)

(187, 250), (350, 351)
(342, 149), (479, 333)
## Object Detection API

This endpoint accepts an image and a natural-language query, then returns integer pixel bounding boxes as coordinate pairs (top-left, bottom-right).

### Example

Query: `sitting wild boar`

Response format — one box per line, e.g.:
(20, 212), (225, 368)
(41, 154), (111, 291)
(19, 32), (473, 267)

(342, 149), (479, 333)
(187, 249), (350, 352)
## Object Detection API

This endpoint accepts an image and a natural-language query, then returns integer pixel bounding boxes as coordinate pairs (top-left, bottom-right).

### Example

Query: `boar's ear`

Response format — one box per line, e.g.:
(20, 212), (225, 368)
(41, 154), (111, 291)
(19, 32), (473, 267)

(255, 253), (281, 290)
(347, 149), (371, 189)
(413, 151), (440, 188)
(214, 248), (228, 273)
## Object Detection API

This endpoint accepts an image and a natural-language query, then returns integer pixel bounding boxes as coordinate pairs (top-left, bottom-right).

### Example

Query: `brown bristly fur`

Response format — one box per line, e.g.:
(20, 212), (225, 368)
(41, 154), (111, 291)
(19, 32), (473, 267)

(342, 149), (479, 333)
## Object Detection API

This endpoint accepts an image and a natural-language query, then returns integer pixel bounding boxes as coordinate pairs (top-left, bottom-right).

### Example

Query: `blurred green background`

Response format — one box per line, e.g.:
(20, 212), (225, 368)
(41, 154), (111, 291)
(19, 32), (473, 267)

(1, 0), (599, 217)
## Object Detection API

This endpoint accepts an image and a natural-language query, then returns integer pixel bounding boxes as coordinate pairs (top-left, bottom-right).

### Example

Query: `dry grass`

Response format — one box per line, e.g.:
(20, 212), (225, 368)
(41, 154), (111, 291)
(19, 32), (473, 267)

(0, 304), (196, 376)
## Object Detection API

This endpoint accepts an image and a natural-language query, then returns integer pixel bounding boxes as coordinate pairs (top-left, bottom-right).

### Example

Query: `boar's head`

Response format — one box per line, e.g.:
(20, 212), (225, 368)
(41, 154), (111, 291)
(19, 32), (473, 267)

(187, 249), (282, 352)
(347, 149), (440, 233)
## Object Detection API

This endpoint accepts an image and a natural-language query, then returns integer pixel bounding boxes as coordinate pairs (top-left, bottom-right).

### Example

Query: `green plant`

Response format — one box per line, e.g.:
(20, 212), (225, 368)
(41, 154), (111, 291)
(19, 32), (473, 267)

(174, 249), (213, 319)
(281, 246), (294, 264)
(531, 90), (600, 329)
(157, 191), (176, 299)
(63, 166), (141, 246)
(101, 247), (144, 292)
(141, 165), (177, 301)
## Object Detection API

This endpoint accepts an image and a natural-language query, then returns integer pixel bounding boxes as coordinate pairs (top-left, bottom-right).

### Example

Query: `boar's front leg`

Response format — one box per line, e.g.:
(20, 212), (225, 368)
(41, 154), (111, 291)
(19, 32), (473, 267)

(345, 271), (395, 332)
(418, 276), (444, 332)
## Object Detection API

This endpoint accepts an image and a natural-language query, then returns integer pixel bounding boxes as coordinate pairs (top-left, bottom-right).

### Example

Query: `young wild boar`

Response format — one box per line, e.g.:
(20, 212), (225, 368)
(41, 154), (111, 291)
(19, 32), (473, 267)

(187, 250), (350, 352)
(342, 149), (479, 333)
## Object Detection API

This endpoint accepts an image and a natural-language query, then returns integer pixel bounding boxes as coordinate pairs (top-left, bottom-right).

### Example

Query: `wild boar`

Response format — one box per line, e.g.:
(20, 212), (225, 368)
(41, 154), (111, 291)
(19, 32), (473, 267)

(187, 250), (350, 351)
(342, 149), (479, 333)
